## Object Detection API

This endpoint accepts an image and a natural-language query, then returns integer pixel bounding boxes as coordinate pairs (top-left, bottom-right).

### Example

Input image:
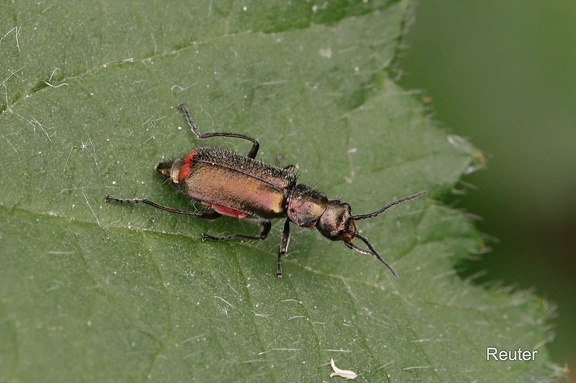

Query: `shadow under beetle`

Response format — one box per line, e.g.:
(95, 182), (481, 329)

(105, 103), (426, 278)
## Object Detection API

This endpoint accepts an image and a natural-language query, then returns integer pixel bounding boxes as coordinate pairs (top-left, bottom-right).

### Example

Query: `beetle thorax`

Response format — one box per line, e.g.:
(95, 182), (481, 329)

(286, 184), (328, 228)
(287, 184), (356, 242)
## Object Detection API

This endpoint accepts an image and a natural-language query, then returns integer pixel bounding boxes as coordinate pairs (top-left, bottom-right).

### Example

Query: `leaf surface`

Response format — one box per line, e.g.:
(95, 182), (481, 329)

(0, 1), (557, 382)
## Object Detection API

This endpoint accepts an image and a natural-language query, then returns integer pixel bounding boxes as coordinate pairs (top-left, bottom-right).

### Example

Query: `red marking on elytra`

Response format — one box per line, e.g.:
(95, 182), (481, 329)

(178, 150), (198, 184)
(203, 202), (248, 218)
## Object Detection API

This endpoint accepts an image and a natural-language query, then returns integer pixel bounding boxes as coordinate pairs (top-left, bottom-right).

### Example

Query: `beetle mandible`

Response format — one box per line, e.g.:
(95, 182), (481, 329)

(105, 103), (426, 278)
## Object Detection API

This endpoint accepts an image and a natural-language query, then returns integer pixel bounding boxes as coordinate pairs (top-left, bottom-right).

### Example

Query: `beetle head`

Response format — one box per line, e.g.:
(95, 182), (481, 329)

(315, 200), (399, 277)
(317, 191), (427, 278)
(316, 201), (355, 241)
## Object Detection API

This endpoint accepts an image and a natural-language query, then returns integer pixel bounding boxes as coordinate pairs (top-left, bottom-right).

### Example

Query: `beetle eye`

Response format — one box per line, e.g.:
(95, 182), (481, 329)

(329, 230), (343, 240)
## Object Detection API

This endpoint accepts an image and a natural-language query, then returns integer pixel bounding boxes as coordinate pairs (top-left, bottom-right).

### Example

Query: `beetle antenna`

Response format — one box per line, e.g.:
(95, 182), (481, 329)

(345, 233), (398, 278)
(352, 190), (427, 221)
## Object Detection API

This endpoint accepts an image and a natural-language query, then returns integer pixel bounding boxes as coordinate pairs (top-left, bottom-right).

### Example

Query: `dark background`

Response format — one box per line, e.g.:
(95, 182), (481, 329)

(397, 0), (576, 376)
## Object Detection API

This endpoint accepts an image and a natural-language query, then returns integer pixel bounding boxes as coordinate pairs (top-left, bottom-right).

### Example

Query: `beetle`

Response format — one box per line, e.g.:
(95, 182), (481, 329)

(105, 103), (426, 278)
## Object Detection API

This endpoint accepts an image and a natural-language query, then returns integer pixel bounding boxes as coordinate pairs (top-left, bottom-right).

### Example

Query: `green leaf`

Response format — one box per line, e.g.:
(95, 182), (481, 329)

(0, 1), (558, 382)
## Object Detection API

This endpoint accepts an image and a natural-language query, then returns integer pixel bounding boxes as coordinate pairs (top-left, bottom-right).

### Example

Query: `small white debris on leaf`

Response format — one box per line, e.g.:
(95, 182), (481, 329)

(329, 358), (358, 380)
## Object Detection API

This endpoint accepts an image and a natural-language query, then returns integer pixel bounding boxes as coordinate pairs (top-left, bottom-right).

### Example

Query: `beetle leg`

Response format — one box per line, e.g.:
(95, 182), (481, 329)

(178, 103), (260, 158)
(283, 164), (297, 174)
(277, 219), (291, 278)
(202, 220), (271, 241)
(105, 195), (222, 218)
